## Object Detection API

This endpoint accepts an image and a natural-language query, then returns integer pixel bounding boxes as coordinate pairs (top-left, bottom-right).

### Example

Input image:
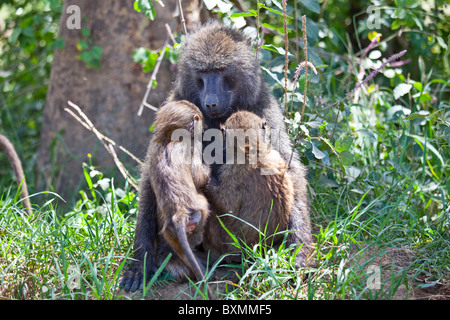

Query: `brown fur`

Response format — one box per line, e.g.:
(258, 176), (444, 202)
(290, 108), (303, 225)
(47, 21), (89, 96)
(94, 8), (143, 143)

(122, 22), (312, 293)
(204, 111), (294, 261)
(0, 134), (32, 215)
(148, 100), (210, 282)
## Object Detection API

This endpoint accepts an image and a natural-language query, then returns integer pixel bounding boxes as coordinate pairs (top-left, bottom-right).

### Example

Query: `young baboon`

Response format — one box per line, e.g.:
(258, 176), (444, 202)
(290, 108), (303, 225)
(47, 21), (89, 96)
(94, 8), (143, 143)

(204, 111), (294, 261)
(121, 101), (210, 292)
(150, 100), (210, 283)
(0, 133), (32, 215)
(122, 22), (312, 291)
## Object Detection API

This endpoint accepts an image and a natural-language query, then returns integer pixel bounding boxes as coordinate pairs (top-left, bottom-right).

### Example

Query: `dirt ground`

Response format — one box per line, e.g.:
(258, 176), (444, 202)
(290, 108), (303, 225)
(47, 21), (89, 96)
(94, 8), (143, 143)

(118, 245), (449, 300)
(346, 244), (449, 300)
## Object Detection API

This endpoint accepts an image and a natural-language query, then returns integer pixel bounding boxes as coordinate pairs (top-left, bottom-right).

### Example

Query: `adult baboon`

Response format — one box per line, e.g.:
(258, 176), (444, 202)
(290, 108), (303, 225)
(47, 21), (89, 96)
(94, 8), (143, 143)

(205, 110), (294, 262)
(121, 22), (311, 291)
(0, 134), (32, 215)
(121, 101), (210, 292)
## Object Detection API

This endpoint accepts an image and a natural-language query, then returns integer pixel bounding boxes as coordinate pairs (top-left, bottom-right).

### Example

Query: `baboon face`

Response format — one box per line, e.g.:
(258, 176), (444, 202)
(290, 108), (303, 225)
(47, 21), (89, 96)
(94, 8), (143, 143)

(196, 70), (233, 119)
(174, 22), (262, 123)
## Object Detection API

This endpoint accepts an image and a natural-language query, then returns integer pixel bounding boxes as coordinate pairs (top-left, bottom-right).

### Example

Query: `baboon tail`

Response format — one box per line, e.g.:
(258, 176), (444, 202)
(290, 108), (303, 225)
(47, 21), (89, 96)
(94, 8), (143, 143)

(0, 134), (32, 215)
(175, 223), (206, 282)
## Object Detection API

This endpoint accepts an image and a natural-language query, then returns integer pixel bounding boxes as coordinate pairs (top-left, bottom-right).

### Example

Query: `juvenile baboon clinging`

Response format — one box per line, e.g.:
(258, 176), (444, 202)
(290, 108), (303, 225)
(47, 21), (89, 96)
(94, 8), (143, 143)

(122, 101), (210, 292)
(0, 134), (32, 215)
(121, 22), (311, 291)
(204, 111), (294, 261)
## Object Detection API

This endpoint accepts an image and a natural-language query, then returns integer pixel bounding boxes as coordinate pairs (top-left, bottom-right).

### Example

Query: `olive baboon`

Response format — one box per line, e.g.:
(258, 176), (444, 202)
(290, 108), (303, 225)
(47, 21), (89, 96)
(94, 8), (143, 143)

(0, 134), (32, 215)
(121, 22), (311, 291)
(122, 101), (210, 291)
(205, 111), (294, 261)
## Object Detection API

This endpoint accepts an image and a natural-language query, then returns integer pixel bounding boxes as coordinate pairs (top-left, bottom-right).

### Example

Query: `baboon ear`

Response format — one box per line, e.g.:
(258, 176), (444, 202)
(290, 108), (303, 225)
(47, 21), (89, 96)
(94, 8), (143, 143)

(160, 101), (168, 108)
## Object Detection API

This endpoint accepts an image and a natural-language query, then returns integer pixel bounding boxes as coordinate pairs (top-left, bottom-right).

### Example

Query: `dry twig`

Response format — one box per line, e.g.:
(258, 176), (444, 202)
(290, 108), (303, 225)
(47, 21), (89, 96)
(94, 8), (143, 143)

(65, 101), (140, 190)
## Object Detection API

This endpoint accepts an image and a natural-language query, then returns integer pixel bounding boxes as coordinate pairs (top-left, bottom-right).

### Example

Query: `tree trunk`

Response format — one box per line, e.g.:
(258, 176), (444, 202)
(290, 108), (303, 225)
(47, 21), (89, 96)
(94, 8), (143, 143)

(37, 0), (200, 202)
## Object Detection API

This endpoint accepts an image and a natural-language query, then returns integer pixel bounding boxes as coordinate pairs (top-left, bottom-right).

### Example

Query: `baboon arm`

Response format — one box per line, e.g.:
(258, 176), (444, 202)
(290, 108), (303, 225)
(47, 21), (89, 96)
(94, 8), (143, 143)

(0, 134), (32, 215)
(120, 175), (158, 292)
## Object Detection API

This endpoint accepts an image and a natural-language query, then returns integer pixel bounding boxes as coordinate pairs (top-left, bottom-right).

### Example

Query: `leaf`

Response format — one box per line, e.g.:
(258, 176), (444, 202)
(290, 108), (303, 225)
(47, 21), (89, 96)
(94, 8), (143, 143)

(368, 50), (382, 60)
(258, 4), (292, 18)
(136, 0), (156, 20)
(299, 0), (321, 14)
(132, 47), (151, 63)
(404, 110), (430, 120)
(305, 17), (319, 43)
(261, 44), (294, 57)
(261, 66), (283, 86)
(412, 81), (423, 92)
(203, 0), (217, 10)
(91, 46), (103, 59)
(436, 36), (448, 50)
(77, 40), (89, 51)
(8, 27), (21, 44)
(393, 83), (412, 99)
(271, 0), (283, 10)
(230, 11), (257, 18)
(134, 1), (141, 12)
(417, 280), (438, 289)
(445, 127), (450, 146)
(78, 51), (92, 62)
(311, 144), (326, 160)
(216, 0), (233, 13)
(391, 19), (405, 30)
(407, 133), (445, 165)
(340, 151), (355, 166)
(387, 105), (411, 120)
(81, 26), (90, 37)
(95, 178), (111, 191)
(335, 136), (353, 153)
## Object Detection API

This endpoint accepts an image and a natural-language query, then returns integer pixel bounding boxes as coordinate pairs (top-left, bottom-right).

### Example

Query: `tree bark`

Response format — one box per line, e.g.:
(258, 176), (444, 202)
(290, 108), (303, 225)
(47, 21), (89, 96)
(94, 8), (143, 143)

(38, 0), (199, 201)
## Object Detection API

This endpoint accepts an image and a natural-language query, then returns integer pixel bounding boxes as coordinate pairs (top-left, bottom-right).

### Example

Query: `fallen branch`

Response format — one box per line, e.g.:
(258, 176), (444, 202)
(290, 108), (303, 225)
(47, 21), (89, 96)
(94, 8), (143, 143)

(65, 100), (140, 190)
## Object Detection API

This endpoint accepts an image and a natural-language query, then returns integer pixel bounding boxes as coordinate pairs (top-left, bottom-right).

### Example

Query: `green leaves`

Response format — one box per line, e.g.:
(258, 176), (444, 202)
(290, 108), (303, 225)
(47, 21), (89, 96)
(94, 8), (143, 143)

(393, 83), (412, 99)
(134, 0), (156, 20)
(76, 27), (102, 69)
(339, 151), (355, 166)
(261, 44), (294, 57)
(132, 47), (159, 72)
(334, 136), (354, 153)
(335, 136), (355, 166)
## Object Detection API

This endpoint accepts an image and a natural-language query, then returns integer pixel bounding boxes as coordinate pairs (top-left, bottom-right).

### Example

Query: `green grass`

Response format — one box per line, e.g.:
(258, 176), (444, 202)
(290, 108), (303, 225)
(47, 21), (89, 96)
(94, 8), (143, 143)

(0, 171), (136, 300)
(1, 157), (448, 300)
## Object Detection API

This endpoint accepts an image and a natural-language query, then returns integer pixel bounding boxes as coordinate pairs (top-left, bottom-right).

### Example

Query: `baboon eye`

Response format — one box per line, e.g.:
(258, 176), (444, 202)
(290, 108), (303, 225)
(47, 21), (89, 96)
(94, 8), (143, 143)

(196, 78), (204, 90)
(222, 76), (234, 91)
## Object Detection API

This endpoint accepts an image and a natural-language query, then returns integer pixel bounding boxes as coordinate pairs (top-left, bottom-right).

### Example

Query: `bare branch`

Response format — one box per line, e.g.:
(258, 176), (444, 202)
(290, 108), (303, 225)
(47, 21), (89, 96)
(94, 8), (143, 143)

(65, 101), (142, 190)
(178, 0), (188, 35)
(67, 101), (142, 165)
